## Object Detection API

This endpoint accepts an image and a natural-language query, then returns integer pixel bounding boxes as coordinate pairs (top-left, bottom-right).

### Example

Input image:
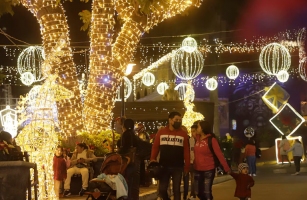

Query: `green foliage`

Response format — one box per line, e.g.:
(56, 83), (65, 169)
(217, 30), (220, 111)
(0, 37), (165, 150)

(78, 10), (91, 34)
(0, 0), (19, 18)
(216, 136), (233, 159)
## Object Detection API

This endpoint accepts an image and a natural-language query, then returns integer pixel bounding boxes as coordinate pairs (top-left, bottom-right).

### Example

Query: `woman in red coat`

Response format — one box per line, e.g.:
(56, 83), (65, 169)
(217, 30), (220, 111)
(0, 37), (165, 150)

(194, 121), (231, 200)
(53, 146), (67, 198)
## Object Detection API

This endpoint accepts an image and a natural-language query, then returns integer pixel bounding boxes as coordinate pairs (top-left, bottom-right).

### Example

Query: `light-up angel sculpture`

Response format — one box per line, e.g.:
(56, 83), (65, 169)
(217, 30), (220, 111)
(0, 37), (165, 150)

(182, 82), (204, 135)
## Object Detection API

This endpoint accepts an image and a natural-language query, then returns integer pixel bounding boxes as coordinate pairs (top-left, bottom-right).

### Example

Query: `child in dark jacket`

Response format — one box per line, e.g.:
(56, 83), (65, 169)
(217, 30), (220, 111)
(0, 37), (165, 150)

(53, 146), (67, 198)
(230, 163), (254, 200)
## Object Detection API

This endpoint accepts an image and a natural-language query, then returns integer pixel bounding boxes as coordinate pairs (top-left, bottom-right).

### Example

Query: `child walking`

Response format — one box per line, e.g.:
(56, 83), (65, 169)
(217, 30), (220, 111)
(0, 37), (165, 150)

(230, 163), (254, 200)
(53, 146), (67, 199)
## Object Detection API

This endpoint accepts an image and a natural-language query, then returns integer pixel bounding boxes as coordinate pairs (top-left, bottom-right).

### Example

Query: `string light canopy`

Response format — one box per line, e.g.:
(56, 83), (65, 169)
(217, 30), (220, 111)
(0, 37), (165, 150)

(17, 46), (45, 85)
(157, 82), (169, 95)
(206, 78), (218, 91)
(142, 72), (155, 86)
(276, 70), (289, 83)
(226, 65), (239, 80)
(116, 77), (132, 101)
(171, 47), (204, 80)
(182, 37), (198, 53)
(259, 43), (291, 75)
(175, 83), (195, 101)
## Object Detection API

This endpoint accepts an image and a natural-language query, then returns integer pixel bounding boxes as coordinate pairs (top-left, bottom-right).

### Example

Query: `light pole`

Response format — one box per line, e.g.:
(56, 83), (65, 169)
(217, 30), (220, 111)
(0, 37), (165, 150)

(121, 63), (135, 117)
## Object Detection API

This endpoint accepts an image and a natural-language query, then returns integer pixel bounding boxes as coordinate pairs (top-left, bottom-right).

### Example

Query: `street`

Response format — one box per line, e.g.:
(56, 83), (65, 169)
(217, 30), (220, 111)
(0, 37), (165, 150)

(211, 163), (307, 200)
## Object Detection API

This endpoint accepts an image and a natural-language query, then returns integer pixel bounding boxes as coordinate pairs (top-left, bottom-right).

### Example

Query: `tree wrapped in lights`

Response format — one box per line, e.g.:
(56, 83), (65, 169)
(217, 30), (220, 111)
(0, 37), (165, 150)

(11, 0), (202, 135)
(182, 82), (204, 135)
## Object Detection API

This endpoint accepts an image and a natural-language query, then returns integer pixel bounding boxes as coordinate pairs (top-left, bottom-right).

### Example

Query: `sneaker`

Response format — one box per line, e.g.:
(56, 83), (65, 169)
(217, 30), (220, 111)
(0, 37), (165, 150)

(63, 190), (71, 197)
(249, 174), (252, 176)
(79, 188), (87, 196)
(292, 172), (300, 176)
(253, 174), (257, 176)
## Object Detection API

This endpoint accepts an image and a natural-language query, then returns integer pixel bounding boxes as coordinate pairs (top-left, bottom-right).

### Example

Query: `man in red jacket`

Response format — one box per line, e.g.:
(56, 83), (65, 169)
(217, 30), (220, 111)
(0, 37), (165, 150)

(151, 111), (190, 200)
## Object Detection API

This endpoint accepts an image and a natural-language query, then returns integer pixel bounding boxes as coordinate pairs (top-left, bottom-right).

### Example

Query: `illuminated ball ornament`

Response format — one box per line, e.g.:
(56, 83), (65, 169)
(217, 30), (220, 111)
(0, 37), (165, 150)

(259, 43), (291, 75)
(299, 57), (307, 82)
(172, 48), (204, 80)
(276, 70), (289, 83)
(175, 83), (195, 101)
(157, 83), (169, 95)
(20, 72), (35, 86)
(226, 65), (239, 80)
(206, 78), (218, 91)
(116, 77), (132, 101)
(17, 46), (45, 83)
(182, 37), (197, 53)
(142, 72), (155, 86)
(244, 127), (255, 138)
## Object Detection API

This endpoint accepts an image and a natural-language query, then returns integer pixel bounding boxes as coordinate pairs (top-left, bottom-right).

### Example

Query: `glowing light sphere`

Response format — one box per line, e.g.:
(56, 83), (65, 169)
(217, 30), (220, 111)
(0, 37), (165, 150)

(182, 37), (197, 53)
(20, 72), (35, 86)
(142, 72), (155, 86)
(205, 78), (218, 91)
(226, 65), (239, 80)
(17, 46), (45, 83)
(244, 127), (255, 138)
(116, 77), (132, 101)
(172, 48), (204, 80)
(299, 57), (307, 82)
(157, 82), (169, 95)
(175, 83), (195, 101)
(259, 43), (291, 75)
(276, 70), (289, 83)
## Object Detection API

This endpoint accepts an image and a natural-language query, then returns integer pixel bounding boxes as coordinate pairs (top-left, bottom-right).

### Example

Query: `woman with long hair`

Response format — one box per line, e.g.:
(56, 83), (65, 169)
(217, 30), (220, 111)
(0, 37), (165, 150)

(117, 118), (140, 200)
(279, 135), (291, 166)
(244, 139), (256, 176)
(194, 121), (230, 200)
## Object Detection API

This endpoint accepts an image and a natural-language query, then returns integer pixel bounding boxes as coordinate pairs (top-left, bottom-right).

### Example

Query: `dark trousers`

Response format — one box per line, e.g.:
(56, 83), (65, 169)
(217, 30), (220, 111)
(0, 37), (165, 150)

(281, 155), (290, 164)
(196, 169), (215, 200)
(294, 156), (302, 172)
(183, 172), (189, 199)
(126, 157), (140, 200)
(247, 155), (256, 174)
(159, 167), (183, 200)
(140, 159), (145, 185)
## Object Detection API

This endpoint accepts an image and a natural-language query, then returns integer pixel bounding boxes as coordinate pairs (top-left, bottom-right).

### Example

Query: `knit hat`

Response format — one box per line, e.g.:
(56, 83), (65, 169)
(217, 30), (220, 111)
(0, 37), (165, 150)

(238, 163), (249, 173)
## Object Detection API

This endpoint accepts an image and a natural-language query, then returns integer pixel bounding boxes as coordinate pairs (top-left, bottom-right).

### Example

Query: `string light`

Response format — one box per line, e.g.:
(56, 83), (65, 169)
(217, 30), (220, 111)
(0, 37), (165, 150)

(116, 77), (132, 101)
(157, 82), (169, 95)
(259, 43), (291, 75)
(0, 105), (17, 138)
(20, 72), (35, 86)
(171, 47), (204, 80)
(17, 46), (45, 84)
(206, 77), (218, 91)
(182, 37), (197, 53)
(175, 83), (195, 101)
(182, 82), (204, 135)
(276, 70), (289, 83)
(142, 72), (155, 86)
(226, 65), (239, 80)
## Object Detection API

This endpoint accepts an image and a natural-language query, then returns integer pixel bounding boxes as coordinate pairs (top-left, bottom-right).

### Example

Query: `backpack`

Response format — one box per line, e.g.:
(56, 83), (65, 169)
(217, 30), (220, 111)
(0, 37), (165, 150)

(208, 136), (221, 168)
(283, 140), (290, 151)
(256, 148), (261, 158)
(100, 153), (129, 175)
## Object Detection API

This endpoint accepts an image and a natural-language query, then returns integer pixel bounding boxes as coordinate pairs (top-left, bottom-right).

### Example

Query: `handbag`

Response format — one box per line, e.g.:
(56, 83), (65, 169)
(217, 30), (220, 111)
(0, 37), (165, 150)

(120, 132), (136, 164)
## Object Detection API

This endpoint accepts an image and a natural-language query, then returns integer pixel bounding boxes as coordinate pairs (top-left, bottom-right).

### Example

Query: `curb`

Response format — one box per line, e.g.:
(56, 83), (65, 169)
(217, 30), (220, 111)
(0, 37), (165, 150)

(256, 161), (277, 166)
(139, 175), (233, 200)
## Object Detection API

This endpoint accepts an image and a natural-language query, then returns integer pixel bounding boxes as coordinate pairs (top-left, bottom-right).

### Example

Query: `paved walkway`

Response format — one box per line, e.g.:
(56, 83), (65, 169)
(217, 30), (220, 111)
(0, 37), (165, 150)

(211, 163), (307, 200)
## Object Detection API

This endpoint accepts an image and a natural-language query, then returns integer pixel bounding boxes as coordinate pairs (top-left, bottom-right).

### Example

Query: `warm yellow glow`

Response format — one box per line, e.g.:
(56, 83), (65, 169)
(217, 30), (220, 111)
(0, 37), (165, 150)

(275, 136), (305, 164)
(182, 82), (204, 135)
(126, 64), (135, 76)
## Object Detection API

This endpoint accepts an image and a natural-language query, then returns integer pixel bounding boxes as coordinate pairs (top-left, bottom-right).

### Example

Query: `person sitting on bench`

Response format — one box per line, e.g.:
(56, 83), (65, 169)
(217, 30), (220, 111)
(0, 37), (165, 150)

(64, 143), (97, 196)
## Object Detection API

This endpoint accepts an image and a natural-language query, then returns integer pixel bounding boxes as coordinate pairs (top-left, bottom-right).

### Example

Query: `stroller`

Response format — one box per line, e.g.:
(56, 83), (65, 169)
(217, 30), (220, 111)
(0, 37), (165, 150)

(85, 152), (130, 200)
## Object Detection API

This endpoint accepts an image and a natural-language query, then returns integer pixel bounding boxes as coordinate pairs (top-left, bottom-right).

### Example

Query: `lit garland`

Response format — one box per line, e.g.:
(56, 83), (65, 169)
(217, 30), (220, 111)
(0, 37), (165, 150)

(259, 43), (291, 75)
(182, 82), (204, 135)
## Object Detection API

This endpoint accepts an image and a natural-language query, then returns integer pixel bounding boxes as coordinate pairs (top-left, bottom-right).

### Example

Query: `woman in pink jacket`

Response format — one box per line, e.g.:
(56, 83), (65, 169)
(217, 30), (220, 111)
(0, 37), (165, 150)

(194, 121), (230, 200)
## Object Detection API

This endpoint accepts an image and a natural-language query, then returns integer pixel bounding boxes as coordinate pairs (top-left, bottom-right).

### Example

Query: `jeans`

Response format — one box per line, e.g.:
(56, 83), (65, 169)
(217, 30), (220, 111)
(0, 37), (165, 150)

(159, 167), (183, 200)
(196, 169), (215, 200)
(126, 156), (140, 200)
(183, 172), (189, 199)
(247, 155), (256, 174)
(294, 156), (302, 172)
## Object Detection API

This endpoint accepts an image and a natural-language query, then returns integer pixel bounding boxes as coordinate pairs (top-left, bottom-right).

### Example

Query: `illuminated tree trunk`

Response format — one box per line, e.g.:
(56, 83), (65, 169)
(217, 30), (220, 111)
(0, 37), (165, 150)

(20, 0), (83, 136)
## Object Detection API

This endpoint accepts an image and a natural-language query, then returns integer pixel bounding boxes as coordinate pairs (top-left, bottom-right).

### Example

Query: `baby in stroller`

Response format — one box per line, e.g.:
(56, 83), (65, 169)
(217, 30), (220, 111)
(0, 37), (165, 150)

(86, 152), (130, 200)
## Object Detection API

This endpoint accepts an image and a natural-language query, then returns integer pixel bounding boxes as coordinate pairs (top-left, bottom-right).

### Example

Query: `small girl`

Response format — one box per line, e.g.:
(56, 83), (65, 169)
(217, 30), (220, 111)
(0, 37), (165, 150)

(53, 146), (67, 198)
(63, 148), (71, 169)
(230, 163), (254, 200)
